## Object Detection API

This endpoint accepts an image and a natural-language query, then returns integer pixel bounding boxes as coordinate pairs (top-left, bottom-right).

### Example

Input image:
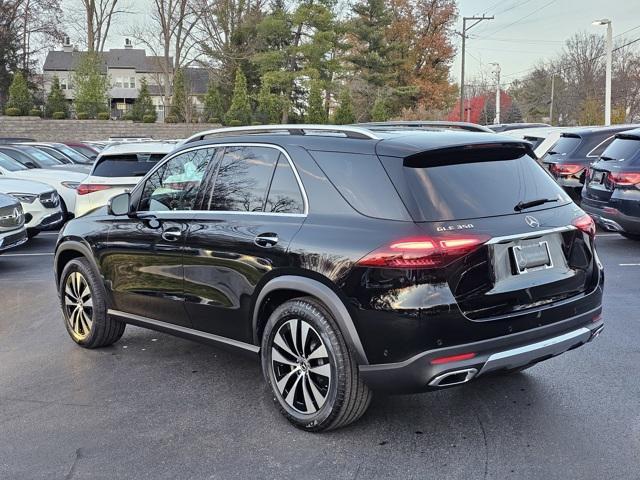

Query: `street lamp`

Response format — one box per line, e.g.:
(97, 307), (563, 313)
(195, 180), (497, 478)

(593, 19), (612, 126)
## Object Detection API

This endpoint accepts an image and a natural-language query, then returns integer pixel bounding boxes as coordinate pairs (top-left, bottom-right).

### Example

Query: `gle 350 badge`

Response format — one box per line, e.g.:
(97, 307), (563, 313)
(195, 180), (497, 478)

(436, 223), (475, 232)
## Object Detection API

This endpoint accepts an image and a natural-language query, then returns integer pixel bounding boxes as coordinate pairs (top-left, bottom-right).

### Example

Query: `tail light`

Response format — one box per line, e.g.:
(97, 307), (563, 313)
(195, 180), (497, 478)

(572, 214), (596, 238)
(357, 235), (490, 269)
(430, 352), (477, 365)
(607, 172), (640, 186)
(77, 183), (113, 195)
(550, 163), (583, 176)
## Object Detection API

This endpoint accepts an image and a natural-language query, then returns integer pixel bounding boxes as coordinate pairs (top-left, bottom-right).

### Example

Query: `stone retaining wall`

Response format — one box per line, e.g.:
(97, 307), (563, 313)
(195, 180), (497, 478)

(0, 116), (222, 142)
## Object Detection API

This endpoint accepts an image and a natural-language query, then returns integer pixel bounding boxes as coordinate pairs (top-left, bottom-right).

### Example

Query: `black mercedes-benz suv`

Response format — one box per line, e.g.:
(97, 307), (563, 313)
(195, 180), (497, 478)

(54, 125), (604, 431)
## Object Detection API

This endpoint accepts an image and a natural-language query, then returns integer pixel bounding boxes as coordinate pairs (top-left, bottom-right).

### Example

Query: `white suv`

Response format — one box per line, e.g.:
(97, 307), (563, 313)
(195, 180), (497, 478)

(75, 142), (175, 217)
(0, 178), (64, 237)
(0, 193), (27, 253)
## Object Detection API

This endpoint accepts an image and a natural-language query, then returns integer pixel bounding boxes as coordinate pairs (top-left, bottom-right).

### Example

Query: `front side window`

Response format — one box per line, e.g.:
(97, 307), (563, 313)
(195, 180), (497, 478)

(207, 146), (279, 212)
(139, 148), (215, 212)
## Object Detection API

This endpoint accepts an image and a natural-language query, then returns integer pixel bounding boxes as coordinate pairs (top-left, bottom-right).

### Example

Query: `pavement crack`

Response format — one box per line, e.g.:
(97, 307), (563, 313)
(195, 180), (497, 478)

(64, 448), (82, 480)
(475, 411), (489, 480)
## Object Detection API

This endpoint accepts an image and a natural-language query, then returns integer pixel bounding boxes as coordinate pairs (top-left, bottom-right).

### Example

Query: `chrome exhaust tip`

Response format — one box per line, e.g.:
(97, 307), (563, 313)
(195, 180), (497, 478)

(428, 368), (478, 388)
(590, 325), (604, 341)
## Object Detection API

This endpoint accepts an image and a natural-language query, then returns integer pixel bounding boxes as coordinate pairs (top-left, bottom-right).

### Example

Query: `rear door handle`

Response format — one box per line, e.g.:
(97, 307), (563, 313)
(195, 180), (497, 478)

(254, 233), (279, 248)
(162, 227), (183, 242)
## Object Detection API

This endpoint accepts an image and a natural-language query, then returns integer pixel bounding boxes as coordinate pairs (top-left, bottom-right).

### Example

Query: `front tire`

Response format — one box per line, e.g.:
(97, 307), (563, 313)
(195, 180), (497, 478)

(59, 258), (125, 348)
(261, 297), (372, 432)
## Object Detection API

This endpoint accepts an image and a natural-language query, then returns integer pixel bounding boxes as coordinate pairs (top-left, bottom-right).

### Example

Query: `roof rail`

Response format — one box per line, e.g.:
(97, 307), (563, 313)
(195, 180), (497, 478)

(356, 121), (494, 134)
(182, 124), (380, 144)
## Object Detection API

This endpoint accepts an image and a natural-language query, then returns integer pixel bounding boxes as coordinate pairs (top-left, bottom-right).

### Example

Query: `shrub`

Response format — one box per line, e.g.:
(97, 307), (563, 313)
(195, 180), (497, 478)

(123, 112), (134, 121)
(251, 121), (262, 125)
(5, 107), (20, 116)
(165, 115), (178, 124)
(142, 114), (155, 123)
(46, 76), (69, 118)
(52, 111), (66, 120)
(97, 112), (110, 120)
(77, 112), (89, 120)
(30, 108), (41, 117)
(7, 72), (33, 115)
(228, 119), (242, 127)
(208, 117), (219, 124)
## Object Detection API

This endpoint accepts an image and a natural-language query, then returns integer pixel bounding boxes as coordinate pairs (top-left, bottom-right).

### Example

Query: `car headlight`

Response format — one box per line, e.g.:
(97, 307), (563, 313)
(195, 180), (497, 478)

(61, 181), (80, 189)
(8, 193), (38, 203)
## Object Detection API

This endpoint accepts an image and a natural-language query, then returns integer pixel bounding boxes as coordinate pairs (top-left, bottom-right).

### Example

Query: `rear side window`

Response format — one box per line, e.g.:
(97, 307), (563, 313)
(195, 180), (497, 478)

(265, 156), (304, 214)
(399, 153), (570, 222)
(207, 146), (279, 212)
(600, 138), (640, 163)
(311, 151), (408, 220)
(588, 135), (615, 157)
(93, 153), (167, 177)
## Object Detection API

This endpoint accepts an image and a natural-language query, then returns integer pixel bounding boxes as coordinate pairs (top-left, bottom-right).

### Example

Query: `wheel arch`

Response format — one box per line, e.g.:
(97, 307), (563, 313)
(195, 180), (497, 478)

(54, 241), (100, 288)
(252, 275), (369, 365)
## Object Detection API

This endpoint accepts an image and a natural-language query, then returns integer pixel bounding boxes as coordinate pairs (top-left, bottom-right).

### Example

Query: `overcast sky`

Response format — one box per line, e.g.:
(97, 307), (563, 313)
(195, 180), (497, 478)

(63, 0), (639, 85)
(453, 0), (640, 84)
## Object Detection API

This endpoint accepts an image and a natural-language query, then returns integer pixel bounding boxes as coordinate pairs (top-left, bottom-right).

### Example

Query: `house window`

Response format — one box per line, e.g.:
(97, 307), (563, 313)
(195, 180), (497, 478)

(60, 79), (67, 90)
(115, 77), (123, 88)
(129, 77), (136, 89)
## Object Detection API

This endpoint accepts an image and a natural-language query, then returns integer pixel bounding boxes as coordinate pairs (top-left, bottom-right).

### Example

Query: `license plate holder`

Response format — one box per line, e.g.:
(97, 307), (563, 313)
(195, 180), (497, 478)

(510, 241), (553, 274)
(590, 171), (604, 185)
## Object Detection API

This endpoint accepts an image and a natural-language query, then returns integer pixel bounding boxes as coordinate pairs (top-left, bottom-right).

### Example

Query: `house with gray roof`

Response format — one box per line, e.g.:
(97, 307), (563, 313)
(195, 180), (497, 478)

(43, 38), (209, 121)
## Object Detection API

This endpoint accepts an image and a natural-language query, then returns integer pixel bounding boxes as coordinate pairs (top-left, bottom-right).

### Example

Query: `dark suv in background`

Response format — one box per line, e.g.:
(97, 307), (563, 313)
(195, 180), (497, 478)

(542, 125), (637, 201)
(54, 125), (604, 431)
(582, 128), (640, 240)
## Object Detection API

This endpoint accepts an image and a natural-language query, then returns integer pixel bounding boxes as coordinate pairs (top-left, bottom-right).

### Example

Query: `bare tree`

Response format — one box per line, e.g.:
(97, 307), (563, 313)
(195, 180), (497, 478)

(73, 0), (129, 52)
(129, 0), (200, 109)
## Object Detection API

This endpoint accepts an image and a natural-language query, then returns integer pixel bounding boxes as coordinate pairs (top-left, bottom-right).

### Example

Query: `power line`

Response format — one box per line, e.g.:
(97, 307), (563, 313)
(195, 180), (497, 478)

(477, 0), (557, 38)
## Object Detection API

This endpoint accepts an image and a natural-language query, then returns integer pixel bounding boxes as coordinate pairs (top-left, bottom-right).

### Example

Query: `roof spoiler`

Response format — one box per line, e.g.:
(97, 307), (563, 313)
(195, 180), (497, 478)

(403, 142), (533, 168)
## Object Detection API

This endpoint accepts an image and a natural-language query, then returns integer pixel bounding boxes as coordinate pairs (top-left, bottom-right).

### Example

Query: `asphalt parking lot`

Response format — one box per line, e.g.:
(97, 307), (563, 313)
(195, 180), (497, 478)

(1, 231), (639, 480)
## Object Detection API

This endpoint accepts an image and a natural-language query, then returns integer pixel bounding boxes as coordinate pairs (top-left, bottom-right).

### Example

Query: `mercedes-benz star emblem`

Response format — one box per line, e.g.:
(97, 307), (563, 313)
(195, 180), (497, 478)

(525, 215), (540, 228)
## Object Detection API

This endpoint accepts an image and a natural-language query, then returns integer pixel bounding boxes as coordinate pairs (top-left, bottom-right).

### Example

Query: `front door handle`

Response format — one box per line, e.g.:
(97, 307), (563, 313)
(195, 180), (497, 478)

(254, 233), (279, 248)
(162, 227), (183, 242)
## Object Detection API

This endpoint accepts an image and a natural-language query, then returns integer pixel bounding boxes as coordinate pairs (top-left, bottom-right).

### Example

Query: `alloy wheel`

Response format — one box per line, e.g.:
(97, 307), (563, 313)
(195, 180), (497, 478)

(271, 318), (331, 414)
(64, 271), (93, 339)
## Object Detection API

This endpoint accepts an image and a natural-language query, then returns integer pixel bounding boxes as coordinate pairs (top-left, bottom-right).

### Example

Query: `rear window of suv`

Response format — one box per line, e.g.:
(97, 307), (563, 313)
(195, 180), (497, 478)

(387, 151), (570, 222)
(545, 135), (581, 158)
(93, 153), (167, 177)
(600, 138), (640, 163)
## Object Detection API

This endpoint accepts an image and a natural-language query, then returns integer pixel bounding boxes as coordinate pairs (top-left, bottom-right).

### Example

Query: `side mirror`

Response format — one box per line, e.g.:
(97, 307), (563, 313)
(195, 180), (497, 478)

(107, 192), (131, 216)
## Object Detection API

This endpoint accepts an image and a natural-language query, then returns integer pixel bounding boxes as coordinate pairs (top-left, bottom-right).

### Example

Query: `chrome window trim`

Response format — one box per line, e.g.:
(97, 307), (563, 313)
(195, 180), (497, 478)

(486, 225), (576, 244)
(135, 142), (309, 217)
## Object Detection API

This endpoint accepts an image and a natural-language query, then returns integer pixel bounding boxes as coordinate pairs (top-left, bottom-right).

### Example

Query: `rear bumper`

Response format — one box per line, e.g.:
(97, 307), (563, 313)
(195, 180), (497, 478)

(359, 305), (603, 392)
(581, 200), (640, 235)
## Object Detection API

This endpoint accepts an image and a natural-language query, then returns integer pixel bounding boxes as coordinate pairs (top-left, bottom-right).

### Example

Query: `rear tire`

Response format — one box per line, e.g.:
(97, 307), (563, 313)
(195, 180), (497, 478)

(621, 233), (640, 241)
(59, 258), (125, 348)
(261, 297), (372, 432)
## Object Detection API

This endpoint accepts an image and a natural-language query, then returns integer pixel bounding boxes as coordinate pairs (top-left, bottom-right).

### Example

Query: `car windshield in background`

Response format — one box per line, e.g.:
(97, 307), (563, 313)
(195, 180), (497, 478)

(403, 154), (570, 222)
(93, 153), (167, 177)
(601, 138), (640, 163)
(0, 153), (28, 171)
(56, 145), (92, 164)
(20, 147), (62, 167)
(546, 136), (581, 157)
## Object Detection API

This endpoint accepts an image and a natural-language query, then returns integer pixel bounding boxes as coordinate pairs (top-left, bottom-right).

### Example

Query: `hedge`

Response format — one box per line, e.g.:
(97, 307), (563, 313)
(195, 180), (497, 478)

(5, 107), (20, 116)
(142, 114), (156, 123)
(52, 111), (66, 119)
(97, 112), (110, 120)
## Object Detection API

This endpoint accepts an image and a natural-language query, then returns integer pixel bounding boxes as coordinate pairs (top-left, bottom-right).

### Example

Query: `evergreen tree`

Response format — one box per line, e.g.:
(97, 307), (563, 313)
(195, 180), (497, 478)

(225, 69), (252, 125)
(370, 95), (389, 121)
(256, 76), (282, 124)
(73, 52), (109, 118)
(307, 80), (327, 123)
(131, 77), (156, 122)
(45, 76), (68, 118)
(203, 81), (224, 122)
(171, 68), (187, 122)
(6, 71), (32, 115)
(333, 88), (355, 124)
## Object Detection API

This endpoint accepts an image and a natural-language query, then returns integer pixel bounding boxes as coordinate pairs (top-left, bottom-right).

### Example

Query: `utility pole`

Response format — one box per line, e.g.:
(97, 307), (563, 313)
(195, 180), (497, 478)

(459, 15), (494, 121)
(549, 75), (555, 125)
(490, 63), (501, 124)
(593, 19), (613, 125)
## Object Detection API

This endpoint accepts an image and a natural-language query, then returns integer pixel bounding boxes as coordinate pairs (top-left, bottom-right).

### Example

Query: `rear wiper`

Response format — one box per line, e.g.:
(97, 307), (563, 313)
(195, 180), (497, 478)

(547, 151), (558, 155)
(599, 155), (616, 161)
(514, 197), (559, 212)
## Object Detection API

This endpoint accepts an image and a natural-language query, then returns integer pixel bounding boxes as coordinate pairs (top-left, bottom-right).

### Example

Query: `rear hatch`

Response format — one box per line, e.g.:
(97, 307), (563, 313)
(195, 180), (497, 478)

(584, 135), (640, 204)
(85, 152), (167, 190)
(378, 141), (598, 320)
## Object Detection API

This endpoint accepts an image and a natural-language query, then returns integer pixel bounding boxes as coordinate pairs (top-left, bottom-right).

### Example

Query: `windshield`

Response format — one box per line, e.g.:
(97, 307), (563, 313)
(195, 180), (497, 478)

(401, 154), (571, 222)
(600, 138), (640, 163)
(93, 153), (166, 177)
(0, 152), (28, 172)
(545, 136), (581, 158)
(20, 146), (62, 167)
(56, 144), (92, 164)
